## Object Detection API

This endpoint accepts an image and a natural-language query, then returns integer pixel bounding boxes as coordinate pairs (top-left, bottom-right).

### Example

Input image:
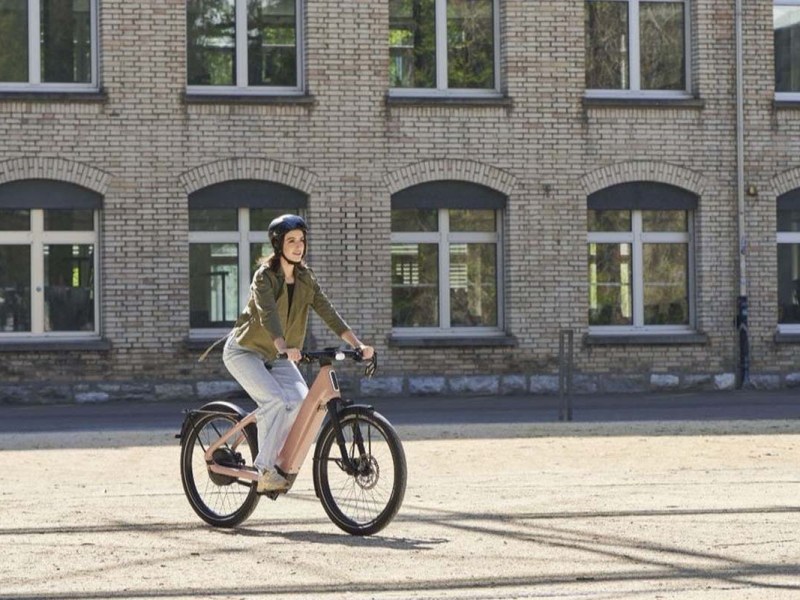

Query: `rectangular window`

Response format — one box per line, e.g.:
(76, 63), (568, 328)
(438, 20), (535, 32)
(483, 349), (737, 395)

(389, 0), (499, 96)
(189, 207), (294, 335)
(775, 1), (800, 97)
(0, 209), (98, 336)
(187, 0), (303, 94)
(588, 209), (693, 331)
(391, 208), (502, 333)
(585, 0), (689, 98)
(778, 207), (800, 329)
(0, 0), (96, 90)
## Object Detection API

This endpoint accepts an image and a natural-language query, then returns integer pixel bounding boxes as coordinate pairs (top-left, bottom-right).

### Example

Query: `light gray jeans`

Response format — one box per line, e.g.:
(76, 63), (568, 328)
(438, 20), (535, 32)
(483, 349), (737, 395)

(222, 336), (308, 473)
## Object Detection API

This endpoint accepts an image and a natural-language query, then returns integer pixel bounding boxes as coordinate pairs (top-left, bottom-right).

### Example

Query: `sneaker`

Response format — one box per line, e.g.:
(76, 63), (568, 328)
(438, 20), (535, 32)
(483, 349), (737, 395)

(256, 468), (289, 493)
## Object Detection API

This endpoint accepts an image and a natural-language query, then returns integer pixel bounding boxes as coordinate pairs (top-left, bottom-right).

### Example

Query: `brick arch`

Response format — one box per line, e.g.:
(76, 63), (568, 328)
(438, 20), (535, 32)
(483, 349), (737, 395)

(0, 157), (109, 194)
(179, 158), (318, 195)
(770, 166), (800, 198)
(383, 159), (517, 196)
(579, 161), (706, 197)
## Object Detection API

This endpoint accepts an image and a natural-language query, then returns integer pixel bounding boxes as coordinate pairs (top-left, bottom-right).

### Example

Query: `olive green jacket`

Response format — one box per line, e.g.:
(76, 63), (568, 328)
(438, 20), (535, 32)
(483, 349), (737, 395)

(232, 264), (350, 361)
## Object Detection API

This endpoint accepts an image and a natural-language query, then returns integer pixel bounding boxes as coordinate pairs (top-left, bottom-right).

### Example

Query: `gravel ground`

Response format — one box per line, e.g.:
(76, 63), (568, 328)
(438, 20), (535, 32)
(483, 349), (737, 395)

(1, 420), (799, 599)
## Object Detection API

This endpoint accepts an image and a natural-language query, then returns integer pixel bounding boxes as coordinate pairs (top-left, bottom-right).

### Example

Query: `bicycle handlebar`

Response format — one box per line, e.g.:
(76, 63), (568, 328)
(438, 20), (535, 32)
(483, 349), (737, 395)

(275, 348), (378, 377)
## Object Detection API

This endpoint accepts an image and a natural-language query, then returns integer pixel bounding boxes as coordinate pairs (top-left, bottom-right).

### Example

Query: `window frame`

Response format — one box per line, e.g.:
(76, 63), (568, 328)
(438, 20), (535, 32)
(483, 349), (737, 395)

(0, 183), (101, 340)
(0, 0), (99, 92)
(584, 0), (692, 100)
(586, 182), (698, 336)
(388, 0), (501, 99)
(390, 181), (506, 338)
(187, 180), (307, 338)
(774, 0), (800, 101)
(185, 0), (305, 96)
(777, 191), (800, 333)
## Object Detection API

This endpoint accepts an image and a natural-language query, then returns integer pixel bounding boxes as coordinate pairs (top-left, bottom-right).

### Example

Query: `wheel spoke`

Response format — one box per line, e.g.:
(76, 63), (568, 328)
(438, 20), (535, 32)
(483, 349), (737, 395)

(316, 412), (406, 535)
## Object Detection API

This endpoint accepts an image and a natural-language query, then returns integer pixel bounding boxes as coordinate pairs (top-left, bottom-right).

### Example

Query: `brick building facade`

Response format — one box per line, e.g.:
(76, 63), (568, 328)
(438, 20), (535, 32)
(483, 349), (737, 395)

(0, 0), (798, 403)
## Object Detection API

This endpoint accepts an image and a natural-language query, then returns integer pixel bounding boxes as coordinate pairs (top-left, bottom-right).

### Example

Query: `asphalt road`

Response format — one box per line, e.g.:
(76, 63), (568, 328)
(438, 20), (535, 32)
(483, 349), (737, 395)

(0, 388), (798, 434)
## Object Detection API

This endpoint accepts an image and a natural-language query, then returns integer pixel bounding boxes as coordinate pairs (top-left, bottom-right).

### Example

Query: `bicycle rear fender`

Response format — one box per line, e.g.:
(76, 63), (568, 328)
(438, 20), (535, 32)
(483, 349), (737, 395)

(311, 403), (374, 498)
(176, 400), (251, 442)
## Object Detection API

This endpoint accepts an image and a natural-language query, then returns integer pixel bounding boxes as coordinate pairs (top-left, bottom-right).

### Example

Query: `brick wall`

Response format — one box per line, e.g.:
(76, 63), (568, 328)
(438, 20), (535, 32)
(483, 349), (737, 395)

(0, 0), (797, 403)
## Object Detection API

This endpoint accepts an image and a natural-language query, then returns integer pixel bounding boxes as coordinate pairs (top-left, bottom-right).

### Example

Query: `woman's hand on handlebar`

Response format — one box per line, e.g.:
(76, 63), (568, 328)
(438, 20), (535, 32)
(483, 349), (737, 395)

(358, 345), (374, 360)
(282, 348), (303, 363)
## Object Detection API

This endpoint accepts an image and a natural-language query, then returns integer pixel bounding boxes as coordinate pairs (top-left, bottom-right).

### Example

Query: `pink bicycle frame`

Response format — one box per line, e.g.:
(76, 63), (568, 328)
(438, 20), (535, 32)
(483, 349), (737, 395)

(204, 363), (341, 485)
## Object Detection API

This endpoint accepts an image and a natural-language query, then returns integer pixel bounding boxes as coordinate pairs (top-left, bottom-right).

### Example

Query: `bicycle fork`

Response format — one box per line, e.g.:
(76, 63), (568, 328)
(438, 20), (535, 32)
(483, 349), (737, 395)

(326, 398), (371, 476)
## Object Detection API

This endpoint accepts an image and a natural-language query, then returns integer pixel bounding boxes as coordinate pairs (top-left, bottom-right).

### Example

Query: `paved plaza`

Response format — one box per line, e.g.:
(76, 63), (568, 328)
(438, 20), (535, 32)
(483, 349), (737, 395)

(1, 414), (799, 599)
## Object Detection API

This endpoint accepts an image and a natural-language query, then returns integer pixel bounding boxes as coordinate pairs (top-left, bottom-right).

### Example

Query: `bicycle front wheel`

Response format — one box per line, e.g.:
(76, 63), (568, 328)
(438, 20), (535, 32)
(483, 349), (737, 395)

(180, 411), (260, 528)
(313, 408), (406, 536)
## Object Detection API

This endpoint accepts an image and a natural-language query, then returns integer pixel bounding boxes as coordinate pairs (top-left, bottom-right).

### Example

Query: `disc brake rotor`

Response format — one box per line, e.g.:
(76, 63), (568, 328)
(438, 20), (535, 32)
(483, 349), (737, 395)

(355, 455), (380, 490)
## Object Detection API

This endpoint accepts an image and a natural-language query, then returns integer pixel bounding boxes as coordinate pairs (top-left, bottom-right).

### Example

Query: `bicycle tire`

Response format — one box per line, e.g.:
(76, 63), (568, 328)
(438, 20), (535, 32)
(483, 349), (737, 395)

(313, 407), (406, 536)
(180, 410), (260, 528)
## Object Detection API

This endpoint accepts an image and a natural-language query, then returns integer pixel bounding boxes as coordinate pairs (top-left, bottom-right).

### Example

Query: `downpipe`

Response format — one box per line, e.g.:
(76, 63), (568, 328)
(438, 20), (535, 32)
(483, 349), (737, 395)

(734, 0), (750, 387)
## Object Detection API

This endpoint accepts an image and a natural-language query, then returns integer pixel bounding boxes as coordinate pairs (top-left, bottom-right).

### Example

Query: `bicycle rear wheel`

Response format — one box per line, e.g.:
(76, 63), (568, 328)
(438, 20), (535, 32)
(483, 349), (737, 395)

(180, 411), (260, 528)
(313, 408), (406, 536)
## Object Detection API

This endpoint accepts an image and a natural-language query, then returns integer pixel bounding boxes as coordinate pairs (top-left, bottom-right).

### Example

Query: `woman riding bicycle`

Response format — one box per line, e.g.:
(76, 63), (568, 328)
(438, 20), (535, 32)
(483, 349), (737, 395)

(222, 214), (374, 493)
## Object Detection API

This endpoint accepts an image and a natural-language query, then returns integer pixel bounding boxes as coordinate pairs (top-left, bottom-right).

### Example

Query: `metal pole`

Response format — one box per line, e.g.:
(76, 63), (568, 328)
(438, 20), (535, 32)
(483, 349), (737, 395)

(734, 0), (750, 387)
(558, 329), (574, 421)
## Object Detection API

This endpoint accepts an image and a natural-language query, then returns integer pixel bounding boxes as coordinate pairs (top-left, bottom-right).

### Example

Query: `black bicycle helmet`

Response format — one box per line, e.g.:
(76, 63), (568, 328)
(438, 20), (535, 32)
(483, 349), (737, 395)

(267, 214), (308, 258)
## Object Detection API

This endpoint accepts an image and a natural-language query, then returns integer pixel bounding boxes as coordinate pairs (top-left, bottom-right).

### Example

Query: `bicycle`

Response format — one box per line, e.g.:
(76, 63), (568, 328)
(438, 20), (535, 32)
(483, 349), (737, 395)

(178, 348), (407, 536)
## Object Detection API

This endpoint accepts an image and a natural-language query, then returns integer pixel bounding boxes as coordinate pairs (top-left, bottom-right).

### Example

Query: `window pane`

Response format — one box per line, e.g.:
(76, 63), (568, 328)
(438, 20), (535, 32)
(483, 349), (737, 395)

(585, 0), (628, 89)
(391, 208), (438, 232)
(640, 2), (685, 90)
(775, 6), (800, 93)
(450, 243), (496, 327)
(389, 0), (436, 88)
(450, 209), (495, 232)
(642, 210), (687, 232)
(588, 209), (631, 232)
(40, 0), (92, 83)
(778, 243), (800, 324)
(588, 242), (632, 325)
(0, 245), (31, 332)
(190, 243), (239, 327)
(247, 0), (297, 87)
(250, 208), (289, 231)
(447, 0), (494, 89)
(778, 208), (800, 232)
(44, 244), (94, 331)
(249, 242), (271, 278)
(189, 209), (238, 231)
(0, 209), (30, 230)
(44, 209), (93, 231)
(391, 243), (438, 327)
(643, 243), (688, 325)
(0, 0), (28, 82)
(187, 0), (236, 85)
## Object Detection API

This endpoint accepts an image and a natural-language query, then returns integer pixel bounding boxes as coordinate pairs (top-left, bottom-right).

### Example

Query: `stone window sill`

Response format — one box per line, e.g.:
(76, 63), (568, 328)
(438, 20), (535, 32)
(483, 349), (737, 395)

(582, 96), (705, 109)
(584, 332), (708, 346)
(0, 89), (107, 103)
(183, 93), (315, 106)
(388, 334), (517, 348)
(774, 332), (800, 344)
(773, 99), (800, 110)
(0, 338), (112, 352)
(385, 94), (513, 109)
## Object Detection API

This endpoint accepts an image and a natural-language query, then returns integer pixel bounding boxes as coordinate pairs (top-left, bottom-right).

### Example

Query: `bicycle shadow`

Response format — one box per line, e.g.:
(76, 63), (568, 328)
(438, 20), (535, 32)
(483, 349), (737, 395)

(225, 525), (448, 551)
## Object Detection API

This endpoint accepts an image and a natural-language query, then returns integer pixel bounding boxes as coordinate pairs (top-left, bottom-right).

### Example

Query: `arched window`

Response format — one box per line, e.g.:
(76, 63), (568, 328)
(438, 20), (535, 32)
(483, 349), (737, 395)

(587, 181), (697, 332)
(777, 188), (800, 330)
(188, 180), (307, 334)
(0, 179), (101, 337)
(390, 180), (505, 335)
